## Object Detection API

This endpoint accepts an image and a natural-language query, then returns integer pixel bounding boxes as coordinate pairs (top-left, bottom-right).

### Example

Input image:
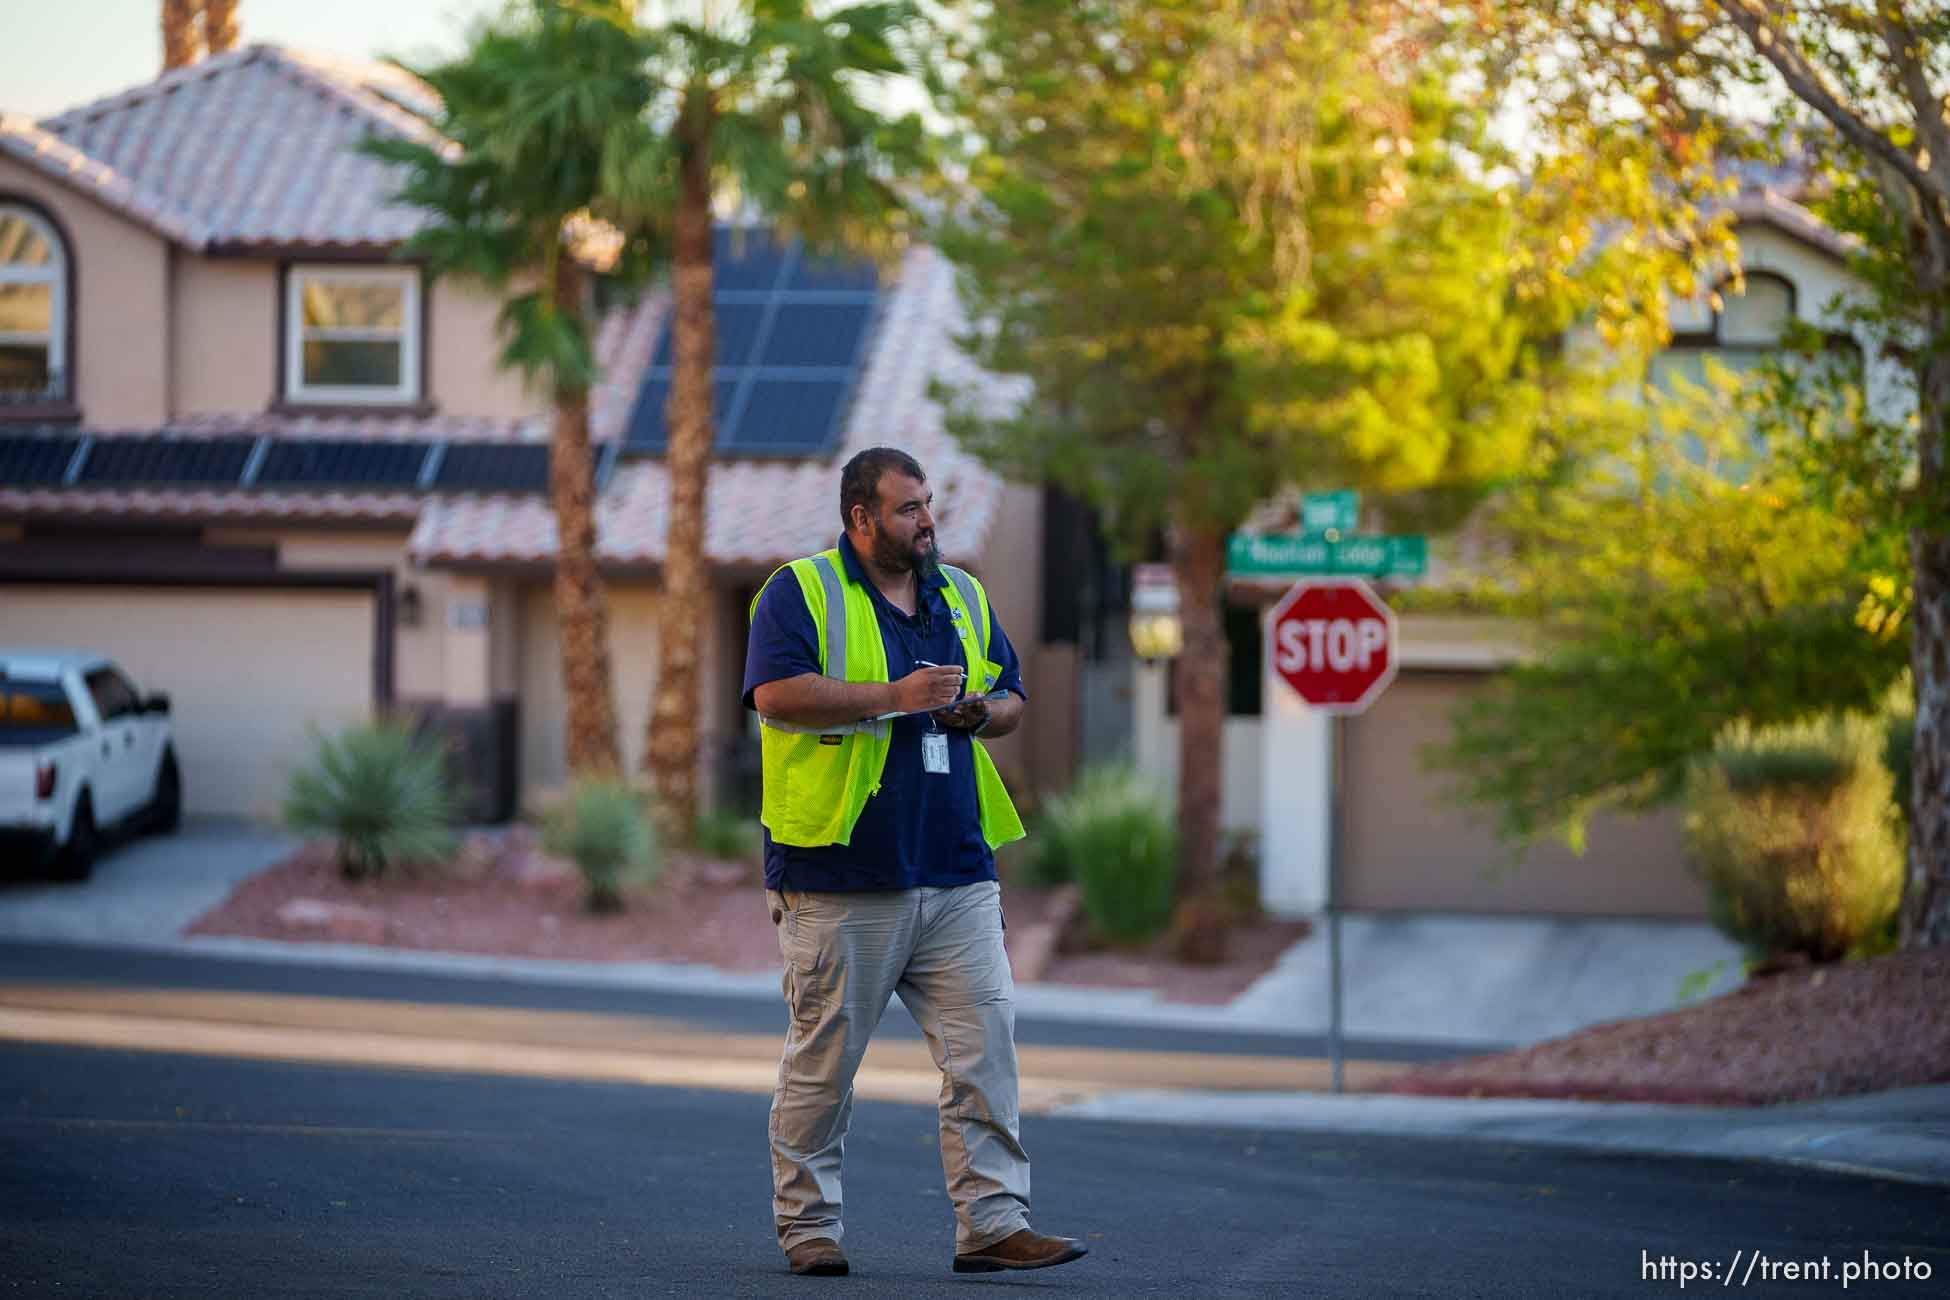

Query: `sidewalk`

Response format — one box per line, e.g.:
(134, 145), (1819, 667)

(2, 825), (1943, 1189)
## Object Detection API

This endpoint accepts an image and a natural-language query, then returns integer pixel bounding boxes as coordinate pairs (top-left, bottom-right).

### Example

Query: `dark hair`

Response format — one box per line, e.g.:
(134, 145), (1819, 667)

(839, 447), (926, 531)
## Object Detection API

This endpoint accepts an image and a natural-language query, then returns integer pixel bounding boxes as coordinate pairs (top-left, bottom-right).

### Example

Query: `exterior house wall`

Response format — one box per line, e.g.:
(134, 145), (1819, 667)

(1133, 659), (1264, 835)
(518, 582), (734, 813)
(171, 253), (277, 414)
(427, 279), (533, 421)
(167, 257), (535, 420)
(0, 157), (169, 426)
(1707, 226), (1854, 329)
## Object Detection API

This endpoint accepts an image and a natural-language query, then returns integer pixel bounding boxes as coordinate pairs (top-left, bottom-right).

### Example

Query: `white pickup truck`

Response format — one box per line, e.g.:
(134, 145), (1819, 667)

(0, 650), (181, 880)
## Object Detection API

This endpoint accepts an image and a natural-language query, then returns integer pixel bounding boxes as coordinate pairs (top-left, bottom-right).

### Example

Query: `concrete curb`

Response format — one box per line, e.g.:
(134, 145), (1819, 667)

(165, 932), (1316, 1034)
(1051, 1085), (1950, 1187)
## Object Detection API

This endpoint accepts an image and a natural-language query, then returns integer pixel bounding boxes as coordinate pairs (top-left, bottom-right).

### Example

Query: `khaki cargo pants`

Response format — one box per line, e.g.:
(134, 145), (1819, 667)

(766, 880), (1031, 1254)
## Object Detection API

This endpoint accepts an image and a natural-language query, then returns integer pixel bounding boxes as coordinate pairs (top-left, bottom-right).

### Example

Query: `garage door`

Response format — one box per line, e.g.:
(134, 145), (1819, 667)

(1342, 671), (1705, 917)
(0, 586), (374, 819)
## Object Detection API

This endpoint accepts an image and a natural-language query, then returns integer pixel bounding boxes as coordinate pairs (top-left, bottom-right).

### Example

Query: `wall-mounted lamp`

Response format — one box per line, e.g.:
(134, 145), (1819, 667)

(1127, 563), (1182, 662)
(397, 583), (424, 628)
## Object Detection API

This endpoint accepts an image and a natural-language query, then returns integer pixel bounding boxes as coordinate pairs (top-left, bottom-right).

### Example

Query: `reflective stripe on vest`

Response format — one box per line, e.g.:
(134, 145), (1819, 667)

(942, 564), (987, 664)
(811, 553), (846, 681)
(753, 551), (888, 738)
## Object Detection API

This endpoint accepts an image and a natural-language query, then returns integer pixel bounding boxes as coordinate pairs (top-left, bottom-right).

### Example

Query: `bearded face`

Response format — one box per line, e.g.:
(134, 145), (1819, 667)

(859, 472), (940, 580)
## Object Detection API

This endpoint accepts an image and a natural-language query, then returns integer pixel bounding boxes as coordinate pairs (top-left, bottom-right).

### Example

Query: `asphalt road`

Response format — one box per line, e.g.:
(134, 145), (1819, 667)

(3, 1042), (1945, 1299)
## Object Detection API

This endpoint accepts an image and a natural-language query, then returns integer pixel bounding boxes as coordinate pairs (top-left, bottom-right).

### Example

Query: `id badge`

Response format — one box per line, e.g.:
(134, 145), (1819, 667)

(922, 730), (950, 775)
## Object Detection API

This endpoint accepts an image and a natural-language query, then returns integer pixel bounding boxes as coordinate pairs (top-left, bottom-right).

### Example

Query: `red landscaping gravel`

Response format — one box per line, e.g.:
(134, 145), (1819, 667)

(1382, 948), (1950, 1106)
(185, 831), (1307, 1004)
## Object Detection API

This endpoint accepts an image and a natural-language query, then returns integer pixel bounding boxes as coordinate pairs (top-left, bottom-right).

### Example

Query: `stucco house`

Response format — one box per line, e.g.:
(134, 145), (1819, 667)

(0, 45), (1053, 826)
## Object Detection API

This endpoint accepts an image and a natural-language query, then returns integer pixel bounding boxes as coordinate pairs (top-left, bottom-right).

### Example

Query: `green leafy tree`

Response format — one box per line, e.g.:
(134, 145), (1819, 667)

(937, 0), (1615, 956)
(1475, 0), (1950, 947)
(1426, 361), (1909, 851)
(366, 0), (668, 776)
(624, 0), (942, 830)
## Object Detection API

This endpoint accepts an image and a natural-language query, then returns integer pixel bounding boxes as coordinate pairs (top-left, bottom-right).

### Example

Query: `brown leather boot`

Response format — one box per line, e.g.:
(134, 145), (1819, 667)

(952, 1227), (1089, 1273)
(785, 1238), (849, 1276)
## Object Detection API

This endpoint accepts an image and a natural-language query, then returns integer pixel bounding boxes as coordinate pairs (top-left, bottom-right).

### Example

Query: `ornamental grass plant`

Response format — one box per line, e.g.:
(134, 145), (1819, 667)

(1683, 714), (1903, 964)
(283, 720), (460, 881)
(542, 777), (661, 913)
(1044, 764), (1178, 943)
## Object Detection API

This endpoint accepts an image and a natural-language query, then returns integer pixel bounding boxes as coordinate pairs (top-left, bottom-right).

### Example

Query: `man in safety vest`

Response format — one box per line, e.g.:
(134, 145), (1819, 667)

(744, 446), (1087, 1278)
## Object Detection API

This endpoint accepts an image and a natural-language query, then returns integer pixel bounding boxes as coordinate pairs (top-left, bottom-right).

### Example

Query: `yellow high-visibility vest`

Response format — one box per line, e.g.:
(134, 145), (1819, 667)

(749, 549), (1026, 851)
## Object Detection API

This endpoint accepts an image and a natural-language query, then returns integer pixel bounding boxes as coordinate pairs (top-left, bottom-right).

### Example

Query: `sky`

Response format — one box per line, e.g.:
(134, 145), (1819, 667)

(2, 0), (510, 120)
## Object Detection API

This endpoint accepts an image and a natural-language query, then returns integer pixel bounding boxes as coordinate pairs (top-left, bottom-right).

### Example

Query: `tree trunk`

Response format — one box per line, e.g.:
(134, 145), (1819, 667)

(203, 0), (240, 55)
(1902, 298), (1950, 949)
(1168, 523), (1230, 962)
(548, 256), (622, 777)
(161, 0), (200, 70)
(645, 97), (715, 833)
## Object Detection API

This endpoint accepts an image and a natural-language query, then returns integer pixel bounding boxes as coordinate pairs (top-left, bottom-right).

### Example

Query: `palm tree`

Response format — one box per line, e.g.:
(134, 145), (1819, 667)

(628, 0), (940, 830)
(203, 0), (240, 55)
(364, 1), (667, 777)
(161, 0), (200, 70)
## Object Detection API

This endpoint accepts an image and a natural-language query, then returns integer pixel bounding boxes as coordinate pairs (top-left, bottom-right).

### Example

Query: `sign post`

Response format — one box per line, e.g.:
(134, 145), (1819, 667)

(1264, 578), (1398, 1092)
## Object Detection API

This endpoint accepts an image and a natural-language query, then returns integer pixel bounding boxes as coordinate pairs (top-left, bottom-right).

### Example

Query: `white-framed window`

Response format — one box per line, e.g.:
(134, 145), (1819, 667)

(0, 204), (67, 402)
(285, 264), (421, 405)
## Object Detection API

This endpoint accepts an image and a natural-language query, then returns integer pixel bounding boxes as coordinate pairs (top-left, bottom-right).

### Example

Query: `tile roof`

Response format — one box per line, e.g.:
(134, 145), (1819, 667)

(0, 114), (209, 247)
(0, 482), (425, 527)
(409, 243), (1026, 570)
(13, 44), (441, 251)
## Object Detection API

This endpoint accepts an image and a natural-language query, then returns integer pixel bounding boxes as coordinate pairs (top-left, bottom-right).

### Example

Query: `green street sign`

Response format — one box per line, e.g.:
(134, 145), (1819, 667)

(1227, 532), (1427, 578)
(1300, 490), (1360, 535)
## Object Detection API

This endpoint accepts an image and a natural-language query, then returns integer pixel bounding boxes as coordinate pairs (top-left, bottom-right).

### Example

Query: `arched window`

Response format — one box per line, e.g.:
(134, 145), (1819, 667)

(0, 203), (68, 403)
(1717, 272), (1795, 346)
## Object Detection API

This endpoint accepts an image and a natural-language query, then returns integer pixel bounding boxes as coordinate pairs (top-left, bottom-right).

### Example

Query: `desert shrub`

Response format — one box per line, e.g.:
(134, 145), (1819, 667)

(1045, 764), (1177, 943)
(690, 806), (762, 862)
(283, 720), (459, 880)
(543, 778), (660, 912)
(1683, 714), (1903, 964)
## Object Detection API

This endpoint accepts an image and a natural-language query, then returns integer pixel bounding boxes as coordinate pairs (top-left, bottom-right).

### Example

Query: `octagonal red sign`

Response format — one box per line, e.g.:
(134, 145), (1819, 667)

(1265, 578), (1398, 713)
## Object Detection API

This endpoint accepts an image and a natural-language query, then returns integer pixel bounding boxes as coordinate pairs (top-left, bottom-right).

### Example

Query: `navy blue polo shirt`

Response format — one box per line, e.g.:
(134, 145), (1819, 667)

(742, 535), (1027, 892)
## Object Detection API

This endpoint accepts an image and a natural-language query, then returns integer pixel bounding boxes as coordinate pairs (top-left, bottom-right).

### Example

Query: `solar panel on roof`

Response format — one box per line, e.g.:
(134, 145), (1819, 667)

(79, 437), (255, 486)
(3, 433), (576, 499)
(712, 229), (793, 291)
(787, 252), (882, 294)
(432, 443), (552, 493)
(759, 303), (876, 368)
(624, 377), (744, 452)
(727, 380), (850, 453)
(0, 433), (81, 486)
(256, 439), (432, 488)
(623, 226), (880, 459)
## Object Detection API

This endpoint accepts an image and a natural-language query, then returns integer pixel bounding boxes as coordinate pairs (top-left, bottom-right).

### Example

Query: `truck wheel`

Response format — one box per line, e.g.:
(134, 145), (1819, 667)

(53, 795), (97, 883)
(148, 751), (182, 834)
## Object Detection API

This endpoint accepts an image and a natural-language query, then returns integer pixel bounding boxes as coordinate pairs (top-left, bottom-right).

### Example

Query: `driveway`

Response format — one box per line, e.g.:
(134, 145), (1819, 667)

(0, 818), (295, 947)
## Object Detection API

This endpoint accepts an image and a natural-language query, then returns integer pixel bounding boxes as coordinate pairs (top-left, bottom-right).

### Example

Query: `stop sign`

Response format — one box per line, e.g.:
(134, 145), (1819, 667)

(1265, 578), (1397, 713)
